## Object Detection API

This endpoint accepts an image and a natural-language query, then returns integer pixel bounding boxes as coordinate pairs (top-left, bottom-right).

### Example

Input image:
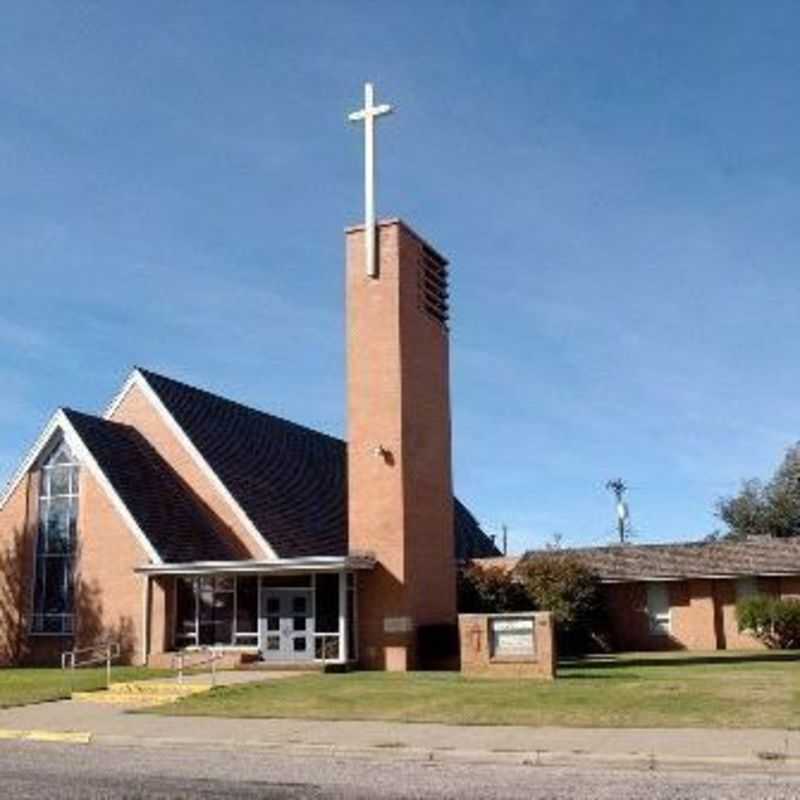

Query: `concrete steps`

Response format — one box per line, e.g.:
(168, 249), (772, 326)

(72, 681), (212, 708)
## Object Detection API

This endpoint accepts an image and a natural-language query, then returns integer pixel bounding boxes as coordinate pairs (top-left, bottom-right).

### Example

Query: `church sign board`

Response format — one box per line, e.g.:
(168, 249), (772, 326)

(458, 612), (556, 680)
(490, 617), (536, 659)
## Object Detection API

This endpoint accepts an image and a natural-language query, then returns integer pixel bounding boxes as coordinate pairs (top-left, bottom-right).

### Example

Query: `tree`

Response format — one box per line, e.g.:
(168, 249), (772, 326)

(458, 555), (609, 654)
(516, 552), (601, 633)
(717, 443), (800, 539)
(457, 564), (529, 613)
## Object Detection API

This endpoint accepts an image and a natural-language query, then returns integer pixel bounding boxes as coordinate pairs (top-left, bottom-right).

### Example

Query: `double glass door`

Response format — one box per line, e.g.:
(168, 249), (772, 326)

(260, 589), (312, 660)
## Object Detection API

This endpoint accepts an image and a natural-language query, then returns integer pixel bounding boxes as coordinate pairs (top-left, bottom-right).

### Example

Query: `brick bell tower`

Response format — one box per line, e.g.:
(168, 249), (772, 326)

(346, 219), (457, 671)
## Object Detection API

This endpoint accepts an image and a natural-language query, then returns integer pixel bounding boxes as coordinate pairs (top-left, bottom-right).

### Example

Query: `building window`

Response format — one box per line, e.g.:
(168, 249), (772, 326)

(175, 575), (258, 647)
(646, 583), (671, 636)
(31, 440), (79, 634)
(235, 576), (259, 646)
(175, 577), (198, 645)
(314, 573), (340, 660)
(198, 576), (234, 646)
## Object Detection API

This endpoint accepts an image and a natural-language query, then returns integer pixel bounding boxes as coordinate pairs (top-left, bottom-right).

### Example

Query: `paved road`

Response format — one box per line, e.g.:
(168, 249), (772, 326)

(1, 741), (800, 799)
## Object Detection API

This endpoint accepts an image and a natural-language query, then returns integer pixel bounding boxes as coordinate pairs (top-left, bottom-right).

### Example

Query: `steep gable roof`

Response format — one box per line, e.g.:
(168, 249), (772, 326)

(64, 410), (242, 563)
(137, 368), (499, 560)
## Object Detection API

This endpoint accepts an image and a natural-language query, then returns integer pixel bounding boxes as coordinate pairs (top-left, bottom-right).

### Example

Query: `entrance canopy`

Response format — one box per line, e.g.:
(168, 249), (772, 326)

(136, 556), (374, 665)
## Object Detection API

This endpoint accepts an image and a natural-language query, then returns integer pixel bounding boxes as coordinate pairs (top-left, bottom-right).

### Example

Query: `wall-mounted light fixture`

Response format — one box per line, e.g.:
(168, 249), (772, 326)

(372, 445), (390, 460)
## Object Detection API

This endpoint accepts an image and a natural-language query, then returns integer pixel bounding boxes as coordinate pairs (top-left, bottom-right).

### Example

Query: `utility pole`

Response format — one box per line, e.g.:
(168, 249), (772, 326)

(605, 478), (631, 544)
(501, 524), (508, 556)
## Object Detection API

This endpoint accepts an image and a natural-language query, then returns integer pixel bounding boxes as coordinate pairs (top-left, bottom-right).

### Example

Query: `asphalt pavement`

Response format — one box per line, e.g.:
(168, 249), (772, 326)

(2, 740), (800, 799)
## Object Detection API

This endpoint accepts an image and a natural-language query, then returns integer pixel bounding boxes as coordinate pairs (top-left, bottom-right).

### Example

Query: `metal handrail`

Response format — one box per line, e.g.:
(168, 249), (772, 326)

(171, 646), (226, 687)
(61, 642), (121, 693)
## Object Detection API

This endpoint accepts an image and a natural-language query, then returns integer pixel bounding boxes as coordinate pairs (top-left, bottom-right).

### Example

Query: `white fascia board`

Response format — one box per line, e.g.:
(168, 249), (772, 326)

(0, 409), (161, 564)
(135, 555), (376, 576)
(106, 369), (276, 560)
(103, 368), (139, 419)
(0, 409), (63, 511)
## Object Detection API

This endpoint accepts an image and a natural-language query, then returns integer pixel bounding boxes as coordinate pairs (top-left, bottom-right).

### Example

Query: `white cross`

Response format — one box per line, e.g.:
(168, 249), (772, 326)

(349, 82), (393, 279)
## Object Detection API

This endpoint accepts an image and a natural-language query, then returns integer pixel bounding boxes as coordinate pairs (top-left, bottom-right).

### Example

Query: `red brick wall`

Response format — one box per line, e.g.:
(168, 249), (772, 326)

(779, 576), (800, 598)
(0, 458), (155, 665)
(73, 470), (149, 663)
(0, 474), (40, 664)
(604, 581), (721, 651)
(673, 579), (717, 650)
(602, 582), (652, 651)
(602, 577), (783, 652)
(347, 221), (456, 670)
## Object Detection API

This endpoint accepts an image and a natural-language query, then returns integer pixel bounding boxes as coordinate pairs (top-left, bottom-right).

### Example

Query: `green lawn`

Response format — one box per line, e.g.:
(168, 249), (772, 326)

(149, 651), (800, 728)
(0, 667), (171, 708)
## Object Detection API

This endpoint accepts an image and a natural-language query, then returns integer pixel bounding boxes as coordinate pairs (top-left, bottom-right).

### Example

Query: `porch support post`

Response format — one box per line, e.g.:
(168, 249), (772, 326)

(338, 570), (348, 664)
(141, 574), (151, 667)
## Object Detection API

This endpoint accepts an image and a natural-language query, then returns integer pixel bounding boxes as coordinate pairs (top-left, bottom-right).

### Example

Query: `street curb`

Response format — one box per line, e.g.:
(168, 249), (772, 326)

(0, 728), (92, 745)
(83, 732), (800, 775)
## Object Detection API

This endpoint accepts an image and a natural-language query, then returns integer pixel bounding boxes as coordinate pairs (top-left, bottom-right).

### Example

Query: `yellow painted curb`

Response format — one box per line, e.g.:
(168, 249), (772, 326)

(24, 730), (92, 744)
(0, 729), (91, 744)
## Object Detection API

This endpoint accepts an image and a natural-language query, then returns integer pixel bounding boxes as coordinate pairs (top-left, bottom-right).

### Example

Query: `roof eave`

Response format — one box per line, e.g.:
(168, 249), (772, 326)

(134, 555), (376, 576)
(598, 570), (800, 584)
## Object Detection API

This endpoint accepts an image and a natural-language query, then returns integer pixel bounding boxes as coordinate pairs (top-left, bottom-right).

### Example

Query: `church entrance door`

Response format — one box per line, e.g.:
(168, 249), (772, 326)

(260, 589), (312, 661)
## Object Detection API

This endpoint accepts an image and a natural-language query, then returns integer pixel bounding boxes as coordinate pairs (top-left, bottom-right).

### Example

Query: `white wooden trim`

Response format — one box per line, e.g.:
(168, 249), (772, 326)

(338, 570), (348, 664)
(0, 410), (63, 510)
(135, 555), (375, 575)
(58, 412), (163, 563)
(141, 575), (151, 666)
(0, 381), (157, 556)
(106, 370), (276, 560)
(102, 368), (139, 420)
(0, 409), (162, 563)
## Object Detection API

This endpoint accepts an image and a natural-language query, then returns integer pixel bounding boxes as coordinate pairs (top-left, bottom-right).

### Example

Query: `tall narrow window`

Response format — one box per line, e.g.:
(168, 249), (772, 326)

(32, 440), (79, 634)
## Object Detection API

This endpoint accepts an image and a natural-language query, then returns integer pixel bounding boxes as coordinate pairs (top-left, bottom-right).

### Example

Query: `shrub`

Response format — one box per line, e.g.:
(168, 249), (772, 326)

(457, 564), (529, 614)
(457, 556), (608, 654)
(517, 553), (606, 653)
(736, 595), (800, 649)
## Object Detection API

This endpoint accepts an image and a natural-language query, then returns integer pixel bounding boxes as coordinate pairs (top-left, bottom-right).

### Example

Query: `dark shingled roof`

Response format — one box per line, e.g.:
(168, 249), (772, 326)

(522, 538), (800, 582)
(136, 369), (499, 561)
(64, 410), (243, 563)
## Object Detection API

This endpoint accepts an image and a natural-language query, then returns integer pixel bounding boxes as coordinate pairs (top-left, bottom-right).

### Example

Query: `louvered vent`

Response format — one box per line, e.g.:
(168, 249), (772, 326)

(417, 244), (449, 329)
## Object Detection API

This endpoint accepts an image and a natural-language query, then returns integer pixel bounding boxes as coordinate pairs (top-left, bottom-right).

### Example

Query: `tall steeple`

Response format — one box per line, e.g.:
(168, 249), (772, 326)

(346, 83), (456, 670)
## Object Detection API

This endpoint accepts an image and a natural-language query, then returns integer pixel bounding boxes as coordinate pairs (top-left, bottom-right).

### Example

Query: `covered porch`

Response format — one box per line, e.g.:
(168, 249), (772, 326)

(137, 556), (374, 668)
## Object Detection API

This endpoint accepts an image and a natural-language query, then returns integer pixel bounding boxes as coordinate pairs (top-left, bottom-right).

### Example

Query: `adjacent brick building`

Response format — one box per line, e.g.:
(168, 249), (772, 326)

(481, 537), (800, 652)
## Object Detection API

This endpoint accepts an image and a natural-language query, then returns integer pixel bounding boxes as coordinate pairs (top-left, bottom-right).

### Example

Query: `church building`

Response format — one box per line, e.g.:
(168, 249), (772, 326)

(0, 219), (498, 670)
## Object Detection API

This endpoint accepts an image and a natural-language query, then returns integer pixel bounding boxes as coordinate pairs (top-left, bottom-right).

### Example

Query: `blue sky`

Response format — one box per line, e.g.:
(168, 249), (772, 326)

(2, 1), (799, 551)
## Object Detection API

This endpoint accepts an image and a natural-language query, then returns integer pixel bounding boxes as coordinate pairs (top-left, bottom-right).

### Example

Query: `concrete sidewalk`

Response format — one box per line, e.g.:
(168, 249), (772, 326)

(0, 691), (798, 773)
